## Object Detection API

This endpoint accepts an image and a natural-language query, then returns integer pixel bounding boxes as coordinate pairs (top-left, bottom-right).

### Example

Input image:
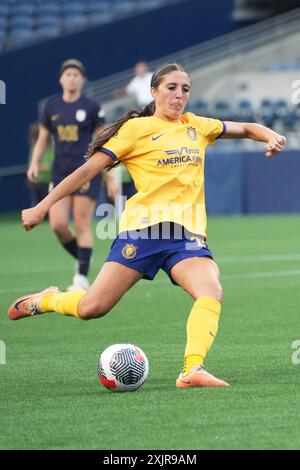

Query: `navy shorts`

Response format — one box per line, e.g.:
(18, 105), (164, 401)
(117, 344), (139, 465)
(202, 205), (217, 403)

(50, 173), (102, 200)
(106, 223), (213, 285)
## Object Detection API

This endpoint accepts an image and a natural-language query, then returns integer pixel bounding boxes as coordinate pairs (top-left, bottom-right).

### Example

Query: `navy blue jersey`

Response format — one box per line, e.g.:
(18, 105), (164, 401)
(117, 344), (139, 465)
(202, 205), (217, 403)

(40, 94), (105, 177)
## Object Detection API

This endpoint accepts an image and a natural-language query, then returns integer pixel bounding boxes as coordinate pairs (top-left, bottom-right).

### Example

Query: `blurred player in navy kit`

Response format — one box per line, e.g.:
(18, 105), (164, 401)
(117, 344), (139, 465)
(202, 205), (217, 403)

(27, 59), (118, 290)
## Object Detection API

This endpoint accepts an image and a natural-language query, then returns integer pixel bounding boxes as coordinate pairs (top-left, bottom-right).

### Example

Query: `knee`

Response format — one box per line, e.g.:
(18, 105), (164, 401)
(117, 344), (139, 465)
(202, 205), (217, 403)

(50, 221), (69, 238)
(213, 284), (224, 304)
(74, 217), (90, 236)
(195, 282), (224, 304)
(208, 279), (223, 303)
(78, 298), (110, 320)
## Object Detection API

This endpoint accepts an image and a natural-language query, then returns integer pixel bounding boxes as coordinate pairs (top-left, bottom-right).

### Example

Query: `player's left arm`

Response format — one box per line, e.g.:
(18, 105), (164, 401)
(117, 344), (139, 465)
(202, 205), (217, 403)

(221, 121), (287, 158)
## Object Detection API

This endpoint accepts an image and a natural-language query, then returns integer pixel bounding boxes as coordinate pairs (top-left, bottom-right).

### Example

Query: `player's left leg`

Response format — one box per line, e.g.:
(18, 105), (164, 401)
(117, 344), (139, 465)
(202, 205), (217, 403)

(70, 195), (97, 290)
(8, 262), (143, 321)
(170, 257), (229, 387)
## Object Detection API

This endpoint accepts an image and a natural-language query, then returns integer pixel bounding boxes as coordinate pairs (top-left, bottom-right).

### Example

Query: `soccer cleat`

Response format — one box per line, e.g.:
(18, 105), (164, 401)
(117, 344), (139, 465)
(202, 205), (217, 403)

(67, 273), (89, 291)
(176, 365), (230, 388)
(8, 286), (60, 321)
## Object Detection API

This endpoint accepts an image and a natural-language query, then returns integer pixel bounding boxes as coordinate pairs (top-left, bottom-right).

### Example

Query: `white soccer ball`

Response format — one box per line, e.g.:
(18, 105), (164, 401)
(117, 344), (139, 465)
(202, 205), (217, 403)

(98, 343), (149, 392)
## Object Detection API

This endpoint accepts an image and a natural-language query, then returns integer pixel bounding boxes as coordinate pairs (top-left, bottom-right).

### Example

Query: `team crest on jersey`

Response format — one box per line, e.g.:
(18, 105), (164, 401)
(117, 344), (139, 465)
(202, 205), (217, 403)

(187, 127), (198, 141)
(79, 182), (90, 192)
(122, 243), (137, 259)
(76, 109), (86, 122)
(51, 114), (60, 121)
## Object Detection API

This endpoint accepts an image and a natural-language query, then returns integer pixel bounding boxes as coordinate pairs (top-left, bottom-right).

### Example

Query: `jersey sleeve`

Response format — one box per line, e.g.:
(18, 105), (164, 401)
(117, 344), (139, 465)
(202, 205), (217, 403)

(39, 100), (51, 130)
(92, 102), (106, 128)
(100, 119), (136, 162)
(197, 116), (226, 145)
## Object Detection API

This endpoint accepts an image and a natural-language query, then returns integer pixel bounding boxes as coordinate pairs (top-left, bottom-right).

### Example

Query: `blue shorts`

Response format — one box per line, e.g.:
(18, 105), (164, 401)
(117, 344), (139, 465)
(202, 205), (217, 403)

(106, 223), (213, 285)
(50, 173), (102, 200)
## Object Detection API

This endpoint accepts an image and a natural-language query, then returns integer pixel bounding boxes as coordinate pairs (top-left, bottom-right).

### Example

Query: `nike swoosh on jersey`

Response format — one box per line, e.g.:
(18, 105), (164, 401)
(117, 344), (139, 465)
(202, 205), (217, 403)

(152, 133), (164, 141)
(14, 297), (30, 311)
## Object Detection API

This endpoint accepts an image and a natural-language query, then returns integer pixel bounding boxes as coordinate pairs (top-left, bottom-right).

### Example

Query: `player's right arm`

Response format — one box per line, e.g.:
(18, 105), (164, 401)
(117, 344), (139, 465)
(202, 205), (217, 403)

(27, 125), (49, 182)
(22, 152), (113, 231)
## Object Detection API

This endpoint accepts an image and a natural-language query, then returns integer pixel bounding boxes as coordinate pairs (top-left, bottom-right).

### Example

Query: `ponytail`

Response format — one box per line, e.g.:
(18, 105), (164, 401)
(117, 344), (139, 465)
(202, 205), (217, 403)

(86, 101), (156, 160)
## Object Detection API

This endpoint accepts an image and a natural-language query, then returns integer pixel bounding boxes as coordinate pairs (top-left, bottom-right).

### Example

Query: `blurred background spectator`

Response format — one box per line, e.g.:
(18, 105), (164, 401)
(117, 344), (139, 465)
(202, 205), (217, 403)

(113, 60), (153, 109)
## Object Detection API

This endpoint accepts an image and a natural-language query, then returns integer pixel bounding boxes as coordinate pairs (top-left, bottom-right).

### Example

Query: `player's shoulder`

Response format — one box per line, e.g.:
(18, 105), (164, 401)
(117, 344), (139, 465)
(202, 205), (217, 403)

(44, 93), (61, 107)
(184, 112), (219, 128)
(119, 115), (149, 129)
(79, 95), (100, 109)
(184, 112), (212, 123)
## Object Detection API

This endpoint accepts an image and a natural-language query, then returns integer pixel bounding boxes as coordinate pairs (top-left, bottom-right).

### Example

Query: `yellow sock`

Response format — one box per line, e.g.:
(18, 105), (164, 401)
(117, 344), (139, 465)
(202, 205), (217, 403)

(39, 290), (85, 318)
(183, 296), (221, 374)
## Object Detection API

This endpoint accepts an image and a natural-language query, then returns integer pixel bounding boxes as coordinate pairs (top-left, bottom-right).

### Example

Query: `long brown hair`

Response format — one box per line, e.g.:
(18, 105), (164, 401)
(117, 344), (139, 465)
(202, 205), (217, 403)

(86, 63), (187, 160)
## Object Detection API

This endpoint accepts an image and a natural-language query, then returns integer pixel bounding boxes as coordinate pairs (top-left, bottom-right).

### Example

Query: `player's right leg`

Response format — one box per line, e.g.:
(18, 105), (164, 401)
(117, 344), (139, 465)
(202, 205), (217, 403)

(8, 262), (143, 321)
(170, 256), (229, 388)
(49, 196), (78, 258)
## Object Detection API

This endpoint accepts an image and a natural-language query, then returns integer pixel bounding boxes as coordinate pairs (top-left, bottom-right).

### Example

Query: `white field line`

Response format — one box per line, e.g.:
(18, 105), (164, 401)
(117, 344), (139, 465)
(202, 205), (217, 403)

(1, 253), (300, 276)
(140, 268), (300, 284)
(1, 268), (300, 296)
(218, 254), (300, 263)
(221, 268), (300, 280)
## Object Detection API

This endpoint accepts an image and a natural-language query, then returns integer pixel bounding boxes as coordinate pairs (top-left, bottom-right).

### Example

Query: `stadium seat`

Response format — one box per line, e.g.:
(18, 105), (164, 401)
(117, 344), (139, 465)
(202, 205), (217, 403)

(62, 4), (85, 16)
(213, 100), (232, 120)
(275, 99), (288, 118)
(36, 14), (60, 28)
(85, 1), (112, 14)
(0, 30), (6, 49)
(0, 0), (169, 52)
(10, 15), (34, 29)
(36, 4), (60, 15)
(185, 100), (198, 114)
(8, 27), (34, 46)
(293, 103), (300, 120)
(63, 15), (87, 30)
(235, 100), (256, 122)
(274, 100), (296, 130)
(0, 4), (11, 17)
(40, 0), (63, 4)
(88, 12), (116, 26)
(36, 25), (61, 39)
(194, 99), (209, 116)
(258, 98), (276, 127)
(11, 3), (35, 17)
(185, 99), (208, 116)
(0, 17), (8, 29)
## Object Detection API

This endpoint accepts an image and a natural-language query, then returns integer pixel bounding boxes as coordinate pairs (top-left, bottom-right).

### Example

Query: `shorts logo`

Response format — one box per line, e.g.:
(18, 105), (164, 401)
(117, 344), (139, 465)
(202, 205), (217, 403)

(122, 243), (137, 259)
(76, 109), (86, 122)
(187, 127), (197, 141)
(80, 182), (90, 192)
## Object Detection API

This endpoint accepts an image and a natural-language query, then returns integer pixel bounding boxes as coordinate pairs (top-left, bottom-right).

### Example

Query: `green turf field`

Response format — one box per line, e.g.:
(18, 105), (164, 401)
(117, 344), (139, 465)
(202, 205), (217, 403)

(1, 213), (300, 450)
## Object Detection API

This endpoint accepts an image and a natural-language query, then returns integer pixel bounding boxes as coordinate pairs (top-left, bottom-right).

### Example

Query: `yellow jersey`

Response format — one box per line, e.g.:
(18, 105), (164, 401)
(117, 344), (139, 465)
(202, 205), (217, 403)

(101, 112), (225, 236)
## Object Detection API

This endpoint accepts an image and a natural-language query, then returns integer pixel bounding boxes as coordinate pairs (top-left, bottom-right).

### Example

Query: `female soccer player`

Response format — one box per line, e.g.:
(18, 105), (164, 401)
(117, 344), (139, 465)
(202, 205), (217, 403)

(27, 59), (118, 290)
(10, 64), (286, 388)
